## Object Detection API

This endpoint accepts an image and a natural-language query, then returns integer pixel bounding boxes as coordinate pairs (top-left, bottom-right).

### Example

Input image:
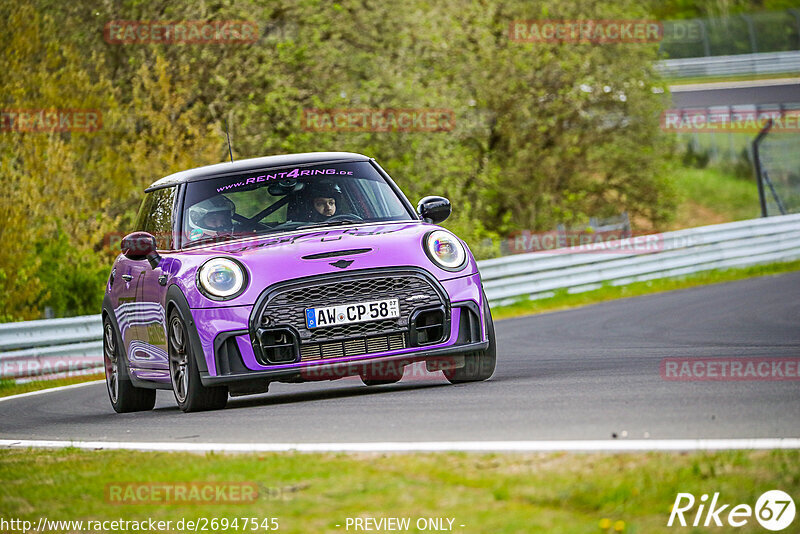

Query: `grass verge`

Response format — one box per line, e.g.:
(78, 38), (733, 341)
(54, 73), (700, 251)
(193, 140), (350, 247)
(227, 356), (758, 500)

(0, 448), (796, 533)
(669, 166), (760, 230)
(667, 73), (800, 86)
(0, 373), (103, 399)
(492, 259), (800, 320)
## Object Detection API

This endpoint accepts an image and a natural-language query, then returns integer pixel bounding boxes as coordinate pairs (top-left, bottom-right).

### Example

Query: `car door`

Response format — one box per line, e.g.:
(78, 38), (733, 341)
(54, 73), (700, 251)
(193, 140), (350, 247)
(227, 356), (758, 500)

(113, 192), (157, 364)
(114, 255), (149, 363)
(130, 186), (177, 371)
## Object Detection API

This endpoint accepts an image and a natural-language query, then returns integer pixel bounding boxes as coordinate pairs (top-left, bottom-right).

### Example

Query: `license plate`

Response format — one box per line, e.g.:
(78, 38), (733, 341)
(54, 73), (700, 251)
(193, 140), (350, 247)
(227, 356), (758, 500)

(305, 298), (400, 329)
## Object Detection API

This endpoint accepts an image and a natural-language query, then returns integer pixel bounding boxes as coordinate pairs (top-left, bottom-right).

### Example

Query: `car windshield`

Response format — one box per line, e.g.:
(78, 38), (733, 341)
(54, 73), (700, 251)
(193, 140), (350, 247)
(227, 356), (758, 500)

(180, 161), (414, 248)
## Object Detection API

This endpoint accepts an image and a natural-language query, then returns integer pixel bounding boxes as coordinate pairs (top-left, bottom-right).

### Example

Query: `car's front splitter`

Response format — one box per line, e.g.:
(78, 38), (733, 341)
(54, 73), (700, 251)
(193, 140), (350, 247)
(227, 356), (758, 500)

(199, 339), (488, 386)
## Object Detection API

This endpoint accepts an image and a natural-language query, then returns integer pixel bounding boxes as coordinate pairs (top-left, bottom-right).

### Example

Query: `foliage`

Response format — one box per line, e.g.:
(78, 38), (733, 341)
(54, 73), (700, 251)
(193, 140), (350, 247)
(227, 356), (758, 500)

(682, 142), (711, 168)
(1, 0), (682, 320)
(650, 0), (800, 19)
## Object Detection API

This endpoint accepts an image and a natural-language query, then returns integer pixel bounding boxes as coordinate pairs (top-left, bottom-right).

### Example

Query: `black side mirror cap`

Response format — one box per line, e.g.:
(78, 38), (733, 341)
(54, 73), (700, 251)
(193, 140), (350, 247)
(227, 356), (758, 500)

(417, 196), (451, 224)
(121, 232), (161, 269)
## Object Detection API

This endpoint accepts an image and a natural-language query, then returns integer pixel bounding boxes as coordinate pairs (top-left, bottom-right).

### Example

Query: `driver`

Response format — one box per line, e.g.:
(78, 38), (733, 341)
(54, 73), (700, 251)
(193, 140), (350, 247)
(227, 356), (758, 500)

(313, 196), (336, 218)
(303, 181), (342, 222)
(186, 196), (235, 241)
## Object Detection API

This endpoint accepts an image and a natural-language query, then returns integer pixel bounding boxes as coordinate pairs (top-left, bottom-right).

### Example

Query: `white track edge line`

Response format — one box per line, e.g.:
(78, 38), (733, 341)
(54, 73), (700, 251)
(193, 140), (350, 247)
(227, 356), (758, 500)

(0, 380), (104, 403)
(1, 438), (799, 453)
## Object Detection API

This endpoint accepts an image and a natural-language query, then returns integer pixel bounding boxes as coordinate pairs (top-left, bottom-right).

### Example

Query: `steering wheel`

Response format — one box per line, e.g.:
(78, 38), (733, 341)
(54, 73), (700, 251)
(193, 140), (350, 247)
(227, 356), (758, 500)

(325, 214), (363, 223)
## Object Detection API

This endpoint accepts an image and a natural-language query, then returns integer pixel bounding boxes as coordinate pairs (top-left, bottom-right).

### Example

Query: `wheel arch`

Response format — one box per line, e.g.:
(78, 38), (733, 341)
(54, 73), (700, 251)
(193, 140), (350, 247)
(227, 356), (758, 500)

(165, 284), (210, 375)
(101, 294), (125, 363)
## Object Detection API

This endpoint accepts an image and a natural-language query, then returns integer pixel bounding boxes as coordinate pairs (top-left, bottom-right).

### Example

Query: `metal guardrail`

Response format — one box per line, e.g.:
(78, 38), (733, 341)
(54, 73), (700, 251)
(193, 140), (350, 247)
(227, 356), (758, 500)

(1, 214), (799, 381)
(0, 316), (103, 380)
(656, 50), (800, 78)
(481, 213), (800, 305)
(0, 315), (101, 351)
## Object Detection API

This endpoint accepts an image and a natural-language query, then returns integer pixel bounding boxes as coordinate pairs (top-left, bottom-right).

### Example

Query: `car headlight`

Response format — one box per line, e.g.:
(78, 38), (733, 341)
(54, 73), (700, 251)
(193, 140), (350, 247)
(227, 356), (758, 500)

(197, 257), (247, 299)
(424, 230), (467, 271)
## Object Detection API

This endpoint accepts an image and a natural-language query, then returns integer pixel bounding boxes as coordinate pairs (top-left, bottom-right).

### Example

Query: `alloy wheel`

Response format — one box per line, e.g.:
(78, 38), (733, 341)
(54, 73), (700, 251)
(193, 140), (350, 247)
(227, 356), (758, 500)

(169, 316), (190, 403)
(103, 322), (119, 403)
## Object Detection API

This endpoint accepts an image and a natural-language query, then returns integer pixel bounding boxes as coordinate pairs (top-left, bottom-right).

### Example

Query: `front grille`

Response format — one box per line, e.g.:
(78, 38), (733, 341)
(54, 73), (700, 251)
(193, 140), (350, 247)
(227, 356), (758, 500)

(282, 276), (420, 305)
(258, 272), (443, 344)
(253, 270), (446, 363)
(305, 318), (399, 340)
(300, 333), (407, 361)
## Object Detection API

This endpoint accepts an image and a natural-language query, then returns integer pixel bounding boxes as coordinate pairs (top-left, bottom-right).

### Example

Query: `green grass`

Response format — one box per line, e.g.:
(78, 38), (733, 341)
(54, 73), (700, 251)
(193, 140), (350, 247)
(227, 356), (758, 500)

(0, 374), (103, 399)
(492, 259), (800, 320)
(670, 166), (760, 229)
(0, 448), (796, 533)
(666, 72), (800, 86)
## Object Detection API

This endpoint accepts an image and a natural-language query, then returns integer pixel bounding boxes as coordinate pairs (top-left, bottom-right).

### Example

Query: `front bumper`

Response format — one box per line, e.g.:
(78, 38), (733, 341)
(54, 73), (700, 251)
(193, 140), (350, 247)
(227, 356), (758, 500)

(191, 268), (486, 385)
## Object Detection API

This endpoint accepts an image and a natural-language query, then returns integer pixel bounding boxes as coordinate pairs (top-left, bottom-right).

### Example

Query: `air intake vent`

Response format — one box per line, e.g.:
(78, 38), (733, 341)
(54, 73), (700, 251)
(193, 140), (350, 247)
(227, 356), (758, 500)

(302, 248), (372, 260)
(410, 307), (446, 346)
(256, 328), (299, 364)
(299, 333), (406, 362)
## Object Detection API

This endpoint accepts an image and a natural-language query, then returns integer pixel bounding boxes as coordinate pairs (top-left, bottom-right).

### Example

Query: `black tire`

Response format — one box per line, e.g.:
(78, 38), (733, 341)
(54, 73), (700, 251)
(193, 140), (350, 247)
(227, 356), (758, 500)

(168, 310), (228, 412)
(444, 294), (497, 384)
(103, 317), (156, 413)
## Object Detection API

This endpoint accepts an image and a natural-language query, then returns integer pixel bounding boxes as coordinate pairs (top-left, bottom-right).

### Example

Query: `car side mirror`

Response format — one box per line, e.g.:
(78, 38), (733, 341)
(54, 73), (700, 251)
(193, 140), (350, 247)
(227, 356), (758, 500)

(121, 232), (162, 269)
(417, 196), (451, 224)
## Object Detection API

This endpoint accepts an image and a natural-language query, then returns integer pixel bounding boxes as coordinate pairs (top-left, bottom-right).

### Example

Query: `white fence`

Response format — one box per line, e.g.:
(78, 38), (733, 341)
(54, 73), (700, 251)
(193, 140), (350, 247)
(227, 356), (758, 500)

(2, 214), (800, 381)
(656, 50), (800, 78)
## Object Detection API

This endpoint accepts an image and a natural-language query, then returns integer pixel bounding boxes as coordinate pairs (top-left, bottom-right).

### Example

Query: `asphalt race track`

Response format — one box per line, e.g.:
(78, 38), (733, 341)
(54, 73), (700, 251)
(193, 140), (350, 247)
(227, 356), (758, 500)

(2, 272), (799, 445)
(670, 78), (800, 108)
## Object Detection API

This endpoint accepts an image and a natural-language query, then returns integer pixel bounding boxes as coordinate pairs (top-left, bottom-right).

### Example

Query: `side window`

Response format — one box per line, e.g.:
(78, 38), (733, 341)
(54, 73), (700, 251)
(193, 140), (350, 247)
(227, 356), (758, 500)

(138, 187), (176, 249)
(134, 194), (154, 233)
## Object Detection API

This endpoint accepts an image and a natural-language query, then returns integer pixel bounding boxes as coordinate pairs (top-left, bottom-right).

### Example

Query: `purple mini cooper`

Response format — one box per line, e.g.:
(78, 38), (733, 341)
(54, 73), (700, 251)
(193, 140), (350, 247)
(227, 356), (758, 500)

(102, 152), (496, 412)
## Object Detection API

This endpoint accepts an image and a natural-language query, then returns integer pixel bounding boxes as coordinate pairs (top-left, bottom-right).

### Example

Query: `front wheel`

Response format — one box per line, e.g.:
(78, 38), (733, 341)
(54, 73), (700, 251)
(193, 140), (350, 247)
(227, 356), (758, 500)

(168, 310), (228, 412)
(444, 294), (497, 384)
(103, 317), (156, 413)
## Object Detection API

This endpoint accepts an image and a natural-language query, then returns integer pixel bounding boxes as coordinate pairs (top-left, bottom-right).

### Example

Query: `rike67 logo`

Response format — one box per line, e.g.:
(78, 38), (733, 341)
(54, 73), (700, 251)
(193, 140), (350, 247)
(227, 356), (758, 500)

(668, 490), (795, 531)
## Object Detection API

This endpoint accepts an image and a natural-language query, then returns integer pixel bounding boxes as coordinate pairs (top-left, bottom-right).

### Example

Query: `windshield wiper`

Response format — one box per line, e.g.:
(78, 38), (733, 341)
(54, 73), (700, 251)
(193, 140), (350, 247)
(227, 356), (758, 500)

(296, 220), (359, 230)
(187, 233), (240, 247)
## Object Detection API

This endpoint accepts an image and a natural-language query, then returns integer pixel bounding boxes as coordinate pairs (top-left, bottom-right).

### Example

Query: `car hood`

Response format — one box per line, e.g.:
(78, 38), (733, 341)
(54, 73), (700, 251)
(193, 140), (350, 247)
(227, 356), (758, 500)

(169, 221), (477, 307)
